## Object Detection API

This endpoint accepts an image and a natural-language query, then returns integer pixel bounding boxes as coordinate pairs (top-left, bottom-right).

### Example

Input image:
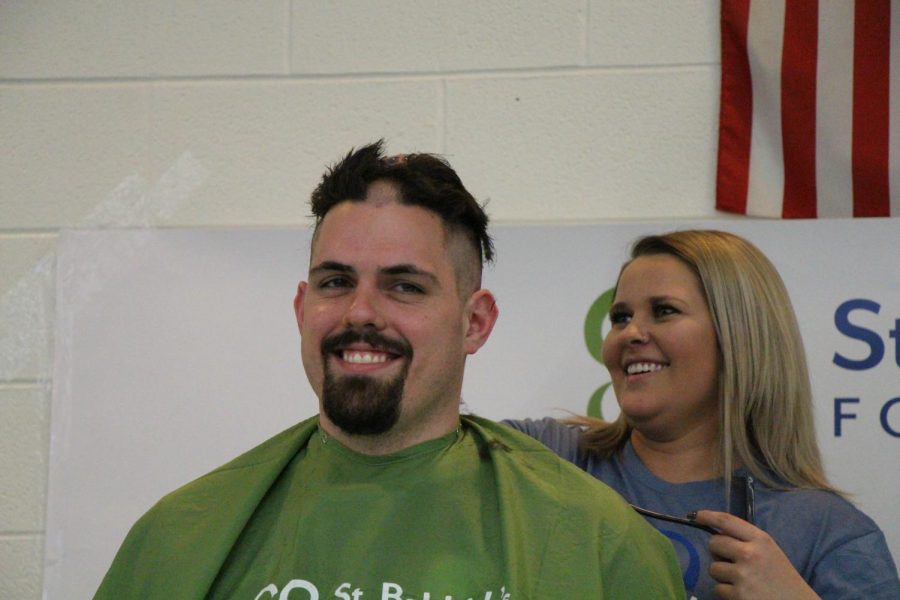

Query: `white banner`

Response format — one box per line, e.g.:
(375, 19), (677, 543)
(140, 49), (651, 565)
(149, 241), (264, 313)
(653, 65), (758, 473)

(46, 219), (899, 598)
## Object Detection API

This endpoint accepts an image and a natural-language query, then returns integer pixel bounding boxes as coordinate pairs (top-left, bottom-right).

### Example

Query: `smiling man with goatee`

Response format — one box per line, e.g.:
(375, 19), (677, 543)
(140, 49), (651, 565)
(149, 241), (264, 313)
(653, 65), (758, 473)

(95, 141), (685, 600)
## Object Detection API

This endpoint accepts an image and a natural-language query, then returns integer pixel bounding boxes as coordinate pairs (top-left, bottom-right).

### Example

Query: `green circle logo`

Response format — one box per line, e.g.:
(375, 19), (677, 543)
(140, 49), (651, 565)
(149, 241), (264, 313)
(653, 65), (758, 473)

(583, 287), (615, 364)
(583, 287), (615, 418)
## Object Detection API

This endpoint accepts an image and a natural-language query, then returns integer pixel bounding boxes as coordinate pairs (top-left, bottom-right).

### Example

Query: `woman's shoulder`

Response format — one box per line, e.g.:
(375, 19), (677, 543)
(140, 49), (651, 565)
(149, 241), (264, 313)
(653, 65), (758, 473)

(756, 483), (893, 562)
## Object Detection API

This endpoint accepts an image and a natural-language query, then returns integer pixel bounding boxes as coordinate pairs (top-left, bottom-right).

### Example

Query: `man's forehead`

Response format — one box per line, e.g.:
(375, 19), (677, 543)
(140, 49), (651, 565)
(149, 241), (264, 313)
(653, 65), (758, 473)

(309, 197), (450, 267)
(314, 196), (446, 237)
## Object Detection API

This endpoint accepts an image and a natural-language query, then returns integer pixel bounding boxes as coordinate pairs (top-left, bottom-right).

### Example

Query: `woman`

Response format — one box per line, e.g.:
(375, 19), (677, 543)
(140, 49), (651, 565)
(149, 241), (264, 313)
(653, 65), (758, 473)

(506, 230), (898, 600)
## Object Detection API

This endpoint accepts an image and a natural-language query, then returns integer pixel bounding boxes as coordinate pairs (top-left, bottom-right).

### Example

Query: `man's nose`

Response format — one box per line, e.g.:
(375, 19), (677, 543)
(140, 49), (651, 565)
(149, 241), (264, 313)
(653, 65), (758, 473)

(343, 284), (386, 330)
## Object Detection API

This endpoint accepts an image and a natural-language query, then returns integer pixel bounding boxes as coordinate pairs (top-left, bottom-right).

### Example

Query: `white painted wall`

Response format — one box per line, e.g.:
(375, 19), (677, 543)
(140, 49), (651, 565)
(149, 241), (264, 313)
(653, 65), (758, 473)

(0, 2), (721, 596)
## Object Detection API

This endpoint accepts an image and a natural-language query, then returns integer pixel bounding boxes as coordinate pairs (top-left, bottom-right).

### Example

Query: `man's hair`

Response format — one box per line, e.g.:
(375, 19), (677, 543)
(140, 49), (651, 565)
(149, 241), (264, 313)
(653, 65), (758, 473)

(574, 230), (839, 496)
(310, 140), (493, 290)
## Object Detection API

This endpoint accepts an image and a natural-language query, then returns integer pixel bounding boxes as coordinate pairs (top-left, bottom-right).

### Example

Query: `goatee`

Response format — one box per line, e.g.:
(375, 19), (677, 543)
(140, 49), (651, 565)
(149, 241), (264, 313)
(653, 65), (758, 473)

(320, 328), (412, 436)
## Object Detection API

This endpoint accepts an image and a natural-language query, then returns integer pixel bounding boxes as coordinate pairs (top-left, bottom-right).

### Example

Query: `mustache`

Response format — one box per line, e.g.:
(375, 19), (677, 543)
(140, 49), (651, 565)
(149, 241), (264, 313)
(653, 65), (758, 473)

(321, 328), (413, 359)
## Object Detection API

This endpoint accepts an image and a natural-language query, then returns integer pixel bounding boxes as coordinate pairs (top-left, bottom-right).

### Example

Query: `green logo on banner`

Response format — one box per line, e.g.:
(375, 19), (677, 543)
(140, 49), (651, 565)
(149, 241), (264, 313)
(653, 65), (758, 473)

(583, 287), (615, 418)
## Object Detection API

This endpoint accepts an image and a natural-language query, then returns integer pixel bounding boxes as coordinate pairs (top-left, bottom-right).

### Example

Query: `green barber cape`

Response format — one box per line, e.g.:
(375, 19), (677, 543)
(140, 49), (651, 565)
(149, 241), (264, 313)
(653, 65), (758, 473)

(95, 415), (684, 599)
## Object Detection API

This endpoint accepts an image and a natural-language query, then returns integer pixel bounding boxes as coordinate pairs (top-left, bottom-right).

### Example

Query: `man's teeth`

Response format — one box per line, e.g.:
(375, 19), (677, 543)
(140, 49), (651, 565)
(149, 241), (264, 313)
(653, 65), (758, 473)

(626, 362), (666, 375)
(343, 351), (388, 364)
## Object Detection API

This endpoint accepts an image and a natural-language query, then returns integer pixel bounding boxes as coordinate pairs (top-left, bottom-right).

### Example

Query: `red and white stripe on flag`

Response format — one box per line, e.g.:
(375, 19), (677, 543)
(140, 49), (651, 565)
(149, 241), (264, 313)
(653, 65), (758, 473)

(716, 0), (899, 218)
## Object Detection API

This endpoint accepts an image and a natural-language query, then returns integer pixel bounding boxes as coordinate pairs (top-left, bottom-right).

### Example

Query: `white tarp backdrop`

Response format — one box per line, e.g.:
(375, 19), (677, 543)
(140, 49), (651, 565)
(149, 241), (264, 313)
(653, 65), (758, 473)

(46, 219), (899, 598)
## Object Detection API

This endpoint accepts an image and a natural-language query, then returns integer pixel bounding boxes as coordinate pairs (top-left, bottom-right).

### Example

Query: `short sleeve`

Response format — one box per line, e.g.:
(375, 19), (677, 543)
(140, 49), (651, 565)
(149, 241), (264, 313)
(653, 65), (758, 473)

(808, 527), (900, 599)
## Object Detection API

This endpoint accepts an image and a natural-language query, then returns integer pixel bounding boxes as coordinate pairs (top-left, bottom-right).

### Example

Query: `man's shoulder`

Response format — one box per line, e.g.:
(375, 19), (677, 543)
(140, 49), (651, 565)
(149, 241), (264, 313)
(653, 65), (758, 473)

(95, 416), (322, 598)
(462, 415), (686, 598)
(463, 415), (633, 512)
(136, 415), (319, 526)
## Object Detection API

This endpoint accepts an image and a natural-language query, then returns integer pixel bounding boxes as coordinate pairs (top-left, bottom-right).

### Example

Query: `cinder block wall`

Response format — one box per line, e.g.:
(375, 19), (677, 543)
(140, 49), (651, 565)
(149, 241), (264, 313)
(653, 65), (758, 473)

(0, 2), (721, 596)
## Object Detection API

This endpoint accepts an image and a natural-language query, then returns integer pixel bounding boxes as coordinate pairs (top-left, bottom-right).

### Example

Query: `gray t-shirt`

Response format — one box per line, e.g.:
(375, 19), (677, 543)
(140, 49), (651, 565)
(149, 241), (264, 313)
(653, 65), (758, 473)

(505, 417), (900, 600)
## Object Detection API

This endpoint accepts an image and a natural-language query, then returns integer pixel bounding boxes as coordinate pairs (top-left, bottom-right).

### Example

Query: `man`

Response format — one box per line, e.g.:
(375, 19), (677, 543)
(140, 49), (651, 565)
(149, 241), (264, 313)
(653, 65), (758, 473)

(95, 142), (684, 599)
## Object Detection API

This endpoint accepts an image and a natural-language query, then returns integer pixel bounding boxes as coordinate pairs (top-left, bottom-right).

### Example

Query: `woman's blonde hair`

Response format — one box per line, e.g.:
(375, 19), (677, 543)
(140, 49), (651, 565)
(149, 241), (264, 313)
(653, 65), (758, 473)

(576, 229), (836, 493)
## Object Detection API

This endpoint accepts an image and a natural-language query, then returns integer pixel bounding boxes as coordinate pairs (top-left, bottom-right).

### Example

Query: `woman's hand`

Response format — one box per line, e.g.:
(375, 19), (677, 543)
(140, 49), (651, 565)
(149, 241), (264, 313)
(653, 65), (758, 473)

(693, 510), (820, 600)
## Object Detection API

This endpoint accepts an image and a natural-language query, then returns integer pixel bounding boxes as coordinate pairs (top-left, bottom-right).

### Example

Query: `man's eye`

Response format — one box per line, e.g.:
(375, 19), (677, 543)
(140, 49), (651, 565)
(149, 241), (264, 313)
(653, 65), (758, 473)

(320, 277), (351, 289)
(392, 281), (424, 294)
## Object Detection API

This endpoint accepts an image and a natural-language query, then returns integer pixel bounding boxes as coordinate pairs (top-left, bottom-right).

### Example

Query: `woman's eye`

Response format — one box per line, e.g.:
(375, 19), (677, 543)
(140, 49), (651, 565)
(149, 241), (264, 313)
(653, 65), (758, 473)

(653, 304), (677, 317)
(609, 310), (631, 325)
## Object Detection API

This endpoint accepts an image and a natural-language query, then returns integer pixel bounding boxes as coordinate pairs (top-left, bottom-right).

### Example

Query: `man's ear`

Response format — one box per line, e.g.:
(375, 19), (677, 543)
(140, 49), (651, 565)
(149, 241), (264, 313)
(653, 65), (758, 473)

(293, 281), (308, 334)
(463, 289), (499, 355)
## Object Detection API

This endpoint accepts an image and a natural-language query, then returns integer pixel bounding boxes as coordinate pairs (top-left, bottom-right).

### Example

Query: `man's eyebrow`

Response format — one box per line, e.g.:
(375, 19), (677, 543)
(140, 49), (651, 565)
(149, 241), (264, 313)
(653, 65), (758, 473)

(309, 261), (354, 276)
(381, 264), (440, 286)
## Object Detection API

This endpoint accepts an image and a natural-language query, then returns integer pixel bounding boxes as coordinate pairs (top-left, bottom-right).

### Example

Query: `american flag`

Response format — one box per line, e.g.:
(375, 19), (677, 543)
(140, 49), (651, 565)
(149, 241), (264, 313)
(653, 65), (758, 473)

(716, 0), (898, 218)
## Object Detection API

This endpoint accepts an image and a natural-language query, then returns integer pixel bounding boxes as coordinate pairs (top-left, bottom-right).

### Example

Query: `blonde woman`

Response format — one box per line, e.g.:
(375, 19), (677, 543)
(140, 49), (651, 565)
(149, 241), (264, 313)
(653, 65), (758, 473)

(506, 230), (898, 600)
